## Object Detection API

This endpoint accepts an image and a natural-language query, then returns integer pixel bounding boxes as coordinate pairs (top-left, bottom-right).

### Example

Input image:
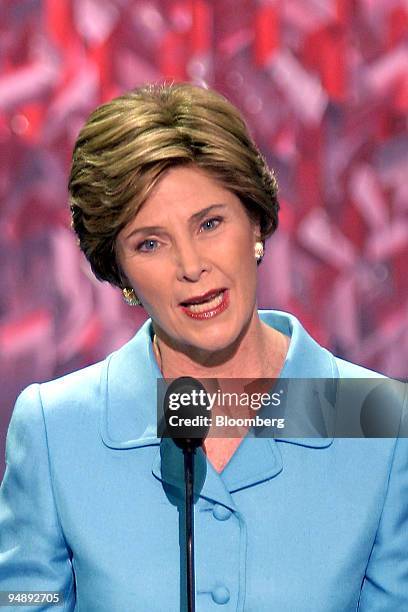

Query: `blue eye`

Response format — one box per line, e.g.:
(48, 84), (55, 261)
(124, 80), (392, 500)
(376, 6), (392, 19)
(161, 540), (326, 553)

(201, 217), (221, 232)
(137, 239), (159, 252)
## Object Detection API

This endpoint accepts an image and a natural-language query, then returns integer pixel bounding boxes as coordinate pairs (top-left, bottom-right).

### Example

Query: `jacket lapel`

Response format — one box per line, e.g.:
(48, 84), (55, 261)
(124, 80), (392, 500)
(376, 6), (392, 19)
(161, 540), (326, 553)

(258, 310), (338, 449)
(151, 439), (238, 511)
(99, 318), (162, 449)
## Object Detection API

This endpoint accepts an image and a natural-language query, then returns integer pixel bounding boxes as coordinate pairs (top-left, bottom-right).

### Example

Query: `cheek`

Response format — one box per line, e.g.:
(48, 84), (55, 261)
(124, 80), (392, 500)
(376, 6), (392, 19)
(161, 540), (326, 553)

(138, 275), (172, 312)
(220, 229), (254, 260)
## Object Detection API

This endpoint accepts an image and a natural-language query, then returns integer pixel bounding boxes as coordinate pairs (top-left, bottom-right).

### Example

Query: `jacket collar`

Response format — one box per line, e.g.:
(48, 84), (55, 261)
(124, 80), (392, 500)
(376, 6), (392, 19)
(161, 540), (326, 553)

(99, 310), (338, 452)
(99, 317), (161, 450)
(262, 310), (338, 448)
(150, 436), (282, 512)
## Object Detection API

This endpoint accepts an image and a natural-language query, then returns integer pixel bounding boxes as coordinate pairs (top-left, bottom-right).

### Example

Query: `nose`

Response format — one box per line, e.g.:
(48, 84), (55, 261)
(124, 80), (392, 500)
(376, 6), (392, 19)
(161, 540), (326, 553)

(174, 237), (210, 282)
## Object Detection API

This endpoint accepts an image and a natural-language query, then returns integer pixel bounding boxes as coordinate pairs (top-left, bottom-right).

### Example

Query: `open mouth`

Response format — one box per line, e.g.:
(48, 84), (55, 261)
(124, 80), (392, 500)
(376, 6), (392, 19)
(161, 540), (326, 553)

(180, 289), (229, 318)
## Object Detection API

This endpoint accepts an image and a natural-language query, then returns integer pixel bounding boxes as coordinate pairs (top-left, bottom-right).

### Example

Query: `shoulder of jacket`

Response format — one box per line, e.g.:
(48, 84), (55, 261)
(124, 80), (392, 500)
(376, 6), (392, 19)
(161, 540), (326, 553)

(334, 356), (386, 379)
(15, 354), (114, 424)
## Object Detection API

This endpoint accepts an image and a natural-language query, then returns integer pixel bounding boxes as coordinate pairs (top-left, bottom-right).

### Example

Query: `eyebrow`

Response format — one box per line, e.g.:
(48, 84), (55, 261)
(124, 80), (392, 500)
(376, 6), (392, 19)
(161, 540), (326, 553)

(124, 204), (227, 240)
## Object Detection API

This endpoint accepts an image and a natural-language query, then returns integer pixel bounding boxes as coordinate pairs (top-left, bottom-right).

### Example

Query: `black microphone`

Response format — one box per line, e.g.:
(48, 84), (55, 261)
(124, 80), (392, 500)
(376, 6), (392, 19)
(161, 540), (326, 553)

(163, 376), (211, 451)
(162, 376), (211, 612)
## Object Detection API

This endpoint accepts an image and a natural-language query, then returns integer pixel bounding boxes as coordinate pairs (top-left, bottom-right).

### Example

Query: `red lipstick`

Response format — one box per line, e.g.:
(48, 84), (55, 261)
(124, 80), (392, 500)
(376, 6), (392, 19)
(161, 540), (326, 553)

(179, 289), (229, 320)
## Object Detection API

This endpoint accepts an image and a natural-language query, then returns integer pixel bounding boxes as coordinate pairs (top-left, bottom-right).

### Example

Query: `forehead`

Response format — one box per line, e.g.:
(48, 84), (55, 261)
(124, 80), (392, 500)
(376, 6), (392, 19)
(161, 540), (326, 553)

(133, 165), (241, 221)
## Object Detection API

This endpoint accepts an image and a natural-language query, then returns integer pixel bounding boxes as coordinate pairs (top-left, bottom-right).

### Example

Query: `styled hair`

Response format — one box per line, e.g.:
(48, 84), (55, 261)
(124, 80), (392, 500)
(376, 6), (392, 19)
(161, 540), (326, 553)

(68, 82), (279, 288)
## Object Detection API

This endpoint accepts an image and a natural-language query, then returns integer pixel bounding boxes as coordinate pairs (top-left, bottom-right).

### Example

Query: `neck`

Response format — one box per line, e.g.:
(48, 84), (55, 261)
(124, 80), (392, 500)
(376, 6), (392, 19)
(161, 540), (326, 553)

(152, 310), (290, 380)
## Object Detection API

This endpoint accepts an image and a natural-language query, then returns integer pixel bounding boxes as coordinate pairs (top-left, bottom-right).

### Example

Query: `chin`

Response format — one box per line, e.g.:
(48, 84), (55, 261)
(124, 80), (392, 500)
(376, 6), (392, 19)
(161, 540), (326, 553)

(188, 323), (242, 355)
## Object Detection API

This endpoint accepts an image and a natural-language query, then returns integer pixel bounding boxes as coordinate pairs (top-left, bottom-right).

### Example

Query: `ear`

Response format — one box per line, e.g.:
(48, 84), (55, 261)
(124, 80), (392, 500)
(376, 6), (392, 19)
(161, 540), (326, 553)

(114, 247), (131, 289)
(251, 216), (262, 241)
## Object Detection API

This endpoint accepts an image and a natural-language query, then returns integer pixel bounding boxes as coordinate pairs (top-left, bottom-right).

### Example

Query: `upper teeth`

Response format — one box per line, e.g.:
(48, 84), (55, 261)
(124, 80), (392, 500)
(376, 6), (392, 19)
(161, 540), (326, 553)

(185, 291), (224, 313)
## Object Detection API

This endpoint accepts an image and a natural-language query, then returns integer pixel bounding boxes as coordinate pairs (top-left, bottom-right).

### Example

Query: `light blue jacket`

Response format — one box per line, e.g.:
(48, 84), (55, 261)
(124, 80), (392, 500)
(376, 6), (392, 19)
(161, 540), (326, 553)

(1, 311), (407, 611)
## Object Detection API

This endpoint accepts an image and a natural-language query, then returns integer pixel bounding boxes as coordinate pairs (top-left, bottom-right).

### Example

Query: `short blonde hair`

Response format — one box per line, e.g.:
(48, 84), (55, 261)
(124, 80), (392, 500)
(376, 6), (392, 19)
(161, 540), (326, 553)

(68, 82), (279, 288)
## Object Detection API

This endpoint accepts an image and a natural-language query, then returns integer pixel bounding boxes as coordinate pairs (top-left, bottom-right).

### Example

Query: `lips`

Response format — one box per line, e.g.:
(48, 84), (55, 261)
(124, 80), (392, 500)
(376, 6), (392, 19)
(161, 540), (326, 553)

(179, 289), (229, 320)
(180, 288), (227, 306)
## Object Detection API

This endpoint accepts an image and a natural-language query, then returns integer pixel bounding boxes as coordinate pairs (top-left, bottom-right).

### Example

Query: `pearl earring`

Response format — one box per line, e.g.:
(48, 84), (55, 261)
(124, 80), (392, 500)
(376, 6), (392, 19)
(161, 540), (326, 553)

(255, 241), (264, 263)
(122, 287), (141, 306)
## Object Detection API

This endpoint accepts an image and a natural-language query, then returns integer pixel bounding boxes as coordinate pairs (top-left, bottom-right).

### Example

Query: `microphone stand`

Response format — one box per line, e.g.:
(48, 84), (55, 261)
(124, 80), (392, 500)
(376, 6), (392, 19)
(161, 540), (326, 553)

(184, 445), (196, 612)
(163, 376), (210, 612)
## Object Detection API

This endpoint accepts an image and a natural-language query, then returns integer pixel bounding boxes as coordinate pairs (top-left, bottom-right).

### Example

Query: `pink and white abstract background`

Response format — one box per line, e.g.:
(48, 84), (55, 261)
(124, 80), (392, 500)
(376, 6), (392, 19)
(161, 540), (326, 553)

(1, 0), (407, 472)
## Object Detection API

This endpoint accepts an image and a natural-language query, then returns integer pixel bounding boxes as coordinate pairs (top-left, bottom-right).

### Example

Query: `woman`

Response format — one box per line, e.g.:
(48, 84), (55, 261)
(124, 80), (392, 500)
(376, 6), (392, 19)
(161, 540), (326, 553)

(0, 83), (407, 611)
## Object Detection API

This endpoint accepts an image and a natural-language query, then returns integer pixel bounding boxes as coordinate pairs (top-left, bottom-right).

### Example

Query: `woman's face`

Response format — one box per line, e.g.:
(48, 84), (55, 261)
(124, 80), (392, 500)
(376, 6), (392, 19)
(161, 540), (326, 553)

(116, 165), (260, 355)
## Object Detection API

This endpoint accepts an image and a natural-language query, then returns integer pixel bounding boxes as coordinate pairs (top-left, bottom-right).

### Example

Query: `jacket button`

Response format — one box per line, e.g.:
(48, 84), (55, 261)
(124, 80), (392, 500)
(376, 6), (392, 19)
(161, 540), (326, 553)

(212, 504), (232, 521)
(211, 585), (230, 604)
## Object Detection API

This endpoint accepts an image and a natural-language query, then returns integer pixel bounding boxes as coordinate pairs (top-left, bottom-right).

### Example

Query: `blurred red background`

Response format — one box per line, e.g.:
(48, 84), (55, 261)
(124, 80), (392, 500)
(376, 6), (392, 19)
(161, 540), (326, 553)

(1, 0), (407, 471)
